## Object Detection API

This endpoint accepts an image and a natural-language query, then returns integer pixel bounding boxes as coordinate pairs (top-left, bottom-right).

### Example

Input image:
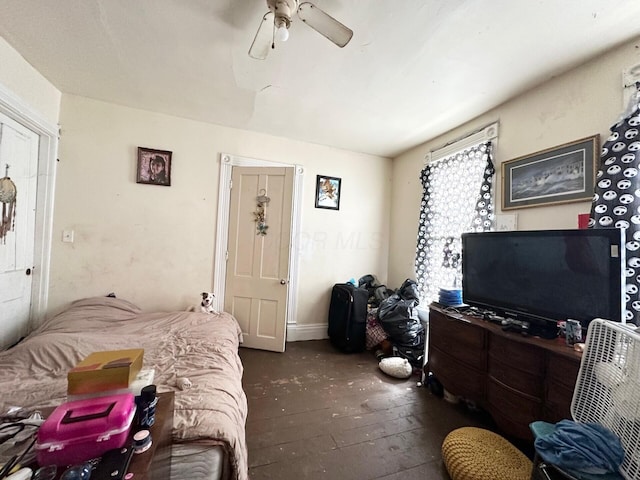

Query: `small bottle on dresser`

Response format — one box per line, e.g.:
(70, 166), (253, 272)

(137, 384), (158, 428)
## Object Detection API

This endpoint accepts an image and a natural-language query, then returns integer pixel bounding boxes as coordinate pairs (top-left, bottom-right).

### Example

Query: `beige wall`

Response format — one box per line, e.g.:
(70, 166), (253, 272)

(50, 94), (391, 327)
(7, 30), (639, 331)
(388, 36), (640, 288)
(0, 37), (60, 125)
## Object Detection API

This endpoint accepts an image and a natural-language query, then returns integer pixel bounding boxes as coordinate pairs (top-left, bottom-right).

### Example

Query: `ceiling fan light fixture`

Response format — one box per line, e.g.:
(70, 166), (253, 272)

(276, 25), (289, 42)
(275, 17), (290, 42)
(249, 0), (352, 59)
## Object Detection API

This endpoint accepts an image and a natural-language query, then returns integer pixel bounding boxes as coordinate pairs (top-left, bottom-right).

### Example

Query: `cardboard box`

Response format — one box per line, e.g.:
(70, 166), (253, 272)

(67, 367), (155, 401)
(67, 349), (144, 395)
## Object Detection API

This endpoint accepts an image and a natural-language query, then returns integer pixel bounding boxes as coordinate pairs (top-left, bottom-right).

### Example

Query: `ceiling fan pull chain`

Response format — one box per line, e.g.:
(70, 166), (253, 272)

(271, 13), (276, 50)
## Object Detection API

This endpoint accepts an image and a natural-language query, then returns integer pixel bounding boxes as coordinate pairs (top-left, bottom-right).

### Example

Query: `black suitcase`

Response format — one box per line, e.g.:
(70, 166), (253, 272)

(328, 283), (368, 353)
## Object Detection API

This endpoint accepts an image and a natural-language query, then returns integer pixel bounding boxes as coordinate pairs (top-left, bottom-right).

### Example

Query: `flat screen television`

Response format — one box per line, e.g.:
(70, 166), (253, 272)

(461, 228), (626, 333)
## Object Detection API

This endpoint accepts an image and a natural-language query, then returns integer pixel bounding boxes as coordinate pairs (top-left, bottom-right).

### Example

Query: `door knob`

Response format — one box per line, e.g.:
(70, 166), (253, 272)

(25, 268), (31, 276)
(280, 279), (287, 285)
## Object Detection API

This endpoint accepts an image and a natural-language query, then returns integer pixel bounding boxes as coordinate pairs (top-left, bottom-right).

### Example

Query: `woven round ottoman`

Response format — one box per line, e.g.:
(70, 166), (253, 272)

(442, 427), (532, 480)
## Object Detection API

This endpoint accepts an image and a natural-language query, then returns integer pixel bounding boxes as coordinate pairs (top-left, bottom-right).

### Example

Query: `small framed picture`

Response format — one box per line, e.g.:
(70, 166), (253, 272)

(315, 175), (341, 210)
(136, 147), (172, 186)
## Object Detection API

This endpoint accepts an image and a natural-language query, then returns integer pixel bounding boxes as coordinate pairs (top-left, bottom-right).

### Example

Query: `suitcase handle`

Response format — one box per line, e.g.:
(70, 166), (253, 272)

(61, 402), (115, 424)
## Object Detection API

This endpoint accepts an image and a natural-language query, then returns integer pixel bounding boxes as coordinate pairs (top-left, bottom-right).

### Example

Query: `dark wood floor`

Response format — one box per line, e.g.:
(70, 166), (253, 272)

(239, 340), (504, 480)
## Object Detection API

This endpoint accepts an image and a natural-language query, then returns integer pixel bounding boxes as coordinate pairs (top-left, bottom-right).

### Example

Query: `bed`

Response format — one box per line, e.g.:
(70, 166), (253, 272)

(0, 296), (248, 480)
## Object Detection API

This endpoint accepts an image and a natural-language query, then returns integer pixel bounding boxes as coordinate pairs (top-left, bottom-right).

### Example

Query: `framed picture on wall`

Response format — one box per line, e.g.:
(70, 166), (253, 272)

(315, 175), (341, 210)
(136, 147), (172, 186)
(502, 135), (598, 210)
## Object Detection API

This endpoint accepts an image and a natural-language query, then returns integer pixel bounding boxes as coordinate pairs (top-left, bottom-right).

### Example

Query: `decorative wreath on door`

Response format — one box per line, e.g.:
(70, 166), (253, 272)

(253, 189), (270, 236)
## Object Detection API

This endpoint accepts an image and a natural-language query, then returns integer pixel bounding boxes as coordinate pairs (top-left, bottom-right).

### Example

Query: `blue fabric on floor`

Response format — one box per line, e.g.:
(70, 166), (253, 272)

(534, 420), (624, 476)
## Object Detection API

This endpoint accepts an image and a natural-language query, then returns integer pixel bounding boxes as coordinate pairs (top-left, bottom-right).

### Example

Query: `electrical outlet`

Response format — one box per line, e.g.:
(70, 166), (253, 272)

(62, 230), (74, 243)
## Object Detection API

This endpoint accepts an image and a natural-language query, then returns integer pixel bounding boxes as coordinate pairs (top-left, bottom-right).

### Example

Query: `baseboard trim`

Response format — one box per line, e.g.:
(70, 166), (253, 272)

(286, 323), (328, 342)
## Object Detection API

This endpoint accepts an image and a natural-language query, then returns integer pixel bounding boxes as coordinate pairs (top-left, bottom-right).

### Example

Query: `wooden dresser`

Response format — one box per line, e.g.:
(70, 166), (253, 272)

(428, 303), (582, 440)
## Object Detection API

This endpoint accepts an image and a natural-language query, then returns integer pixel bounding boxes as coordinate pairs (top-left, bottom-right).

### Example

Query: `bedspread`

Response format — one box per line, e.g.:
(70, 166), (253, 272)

(0, 296), (248, 480)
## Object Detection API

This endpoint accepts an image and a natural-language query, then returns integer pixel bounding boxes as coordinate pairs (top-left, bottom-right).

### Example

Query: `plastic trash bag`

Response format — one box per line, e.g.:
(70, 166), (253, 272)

(378, 279), (424, 348)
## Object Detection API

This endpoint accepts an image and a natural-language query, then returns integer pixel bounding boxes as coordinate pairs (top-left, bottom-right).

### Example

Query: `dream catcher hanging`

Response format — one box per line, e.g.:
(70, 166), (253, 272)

(0, 164), (17, 244)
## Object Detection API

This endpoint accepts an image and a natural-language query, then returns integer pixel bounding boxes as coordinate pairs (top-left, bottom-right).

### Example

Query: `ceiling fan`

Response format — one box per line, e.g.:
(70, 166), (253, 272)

(249, 0), (353, 60)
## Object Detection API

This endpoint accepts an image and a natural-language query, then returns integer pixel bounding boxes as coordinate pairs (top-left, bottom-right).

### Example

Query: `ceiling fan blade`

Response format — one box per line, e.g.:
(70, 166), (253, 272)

(297, 2), (353, 48)
(249, 11), (274, 60)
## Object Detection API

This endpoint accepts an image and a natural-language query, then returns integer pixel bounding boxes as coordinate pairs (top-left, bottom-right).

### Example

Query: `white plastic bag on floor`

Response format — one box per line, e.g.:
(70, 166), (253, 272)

(379, 357), (412, 379)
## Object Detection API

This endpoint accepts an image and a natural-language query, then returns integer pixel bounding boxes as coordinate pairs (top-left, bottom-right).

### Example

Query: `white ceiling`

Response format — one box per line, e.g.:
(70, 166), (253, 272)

(1, 1), (640, 158)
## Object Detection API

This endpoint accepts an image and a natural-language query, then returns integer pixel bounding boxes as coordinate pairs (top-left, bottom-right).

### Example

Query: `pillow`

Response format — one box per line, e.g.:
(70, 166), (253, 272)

(379, 357), (412, 379)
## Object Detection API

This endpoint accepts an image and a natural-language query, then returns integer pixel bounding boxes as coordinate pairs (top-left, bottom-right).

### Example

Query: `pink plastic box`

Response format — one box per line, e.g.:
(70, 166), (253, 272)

(36, 393), (135, 467)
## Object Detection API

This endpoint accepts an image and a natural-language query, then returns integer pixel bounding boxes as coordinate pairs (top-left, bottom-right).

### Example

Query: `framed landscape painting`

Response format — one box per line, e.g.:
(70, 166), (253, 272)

(502, 135), (598, 210)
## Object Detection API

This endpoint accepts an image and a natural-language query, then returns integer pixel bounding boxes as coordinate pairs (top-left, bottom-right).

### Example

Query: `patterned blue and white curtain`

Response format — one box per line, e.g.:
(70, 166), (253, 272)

(589, 84), (640, 325)
(415, 142), (495, 305)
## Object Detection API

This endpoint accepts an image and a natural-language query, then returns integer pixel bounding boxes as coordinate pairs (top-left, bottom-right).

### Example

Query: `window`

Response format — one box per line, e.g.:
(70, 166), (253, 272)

(415, 124), (497, 305)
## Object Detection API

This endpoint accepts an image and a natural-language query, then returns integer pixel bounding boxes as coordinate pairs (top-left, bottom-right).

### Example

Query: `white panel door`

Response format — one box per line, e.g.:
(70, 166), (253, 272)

(0, 112), (39, 349)
(225, 166), (294, 352)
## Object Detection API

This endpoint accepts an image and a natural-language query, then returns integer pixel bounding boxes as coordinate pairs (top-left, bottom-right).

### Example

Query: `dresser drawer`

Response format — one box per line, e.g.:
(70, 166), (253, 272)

(429, 346), (485, 400)
(487, 378), (542, 427)
(545, 381), (574, 422)
(430, 311), (486, 368)
(491, 411), (534, 441)
(488, 356), (544, 399)
(489, 334), (544, 374)
(546, 353), (580, 390)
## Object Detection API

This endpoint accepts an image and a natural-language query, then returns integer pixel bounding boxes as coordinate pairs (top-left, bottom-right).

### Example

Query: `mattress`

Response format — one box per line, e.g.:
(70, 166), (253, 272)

(171, 444), (228, 480)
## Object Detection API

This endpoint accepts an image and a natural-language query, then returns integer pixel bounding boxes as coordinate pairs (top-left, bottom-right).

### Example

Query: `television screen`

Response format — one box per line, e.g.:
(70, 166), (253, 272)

(461, 229), (625, 329)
